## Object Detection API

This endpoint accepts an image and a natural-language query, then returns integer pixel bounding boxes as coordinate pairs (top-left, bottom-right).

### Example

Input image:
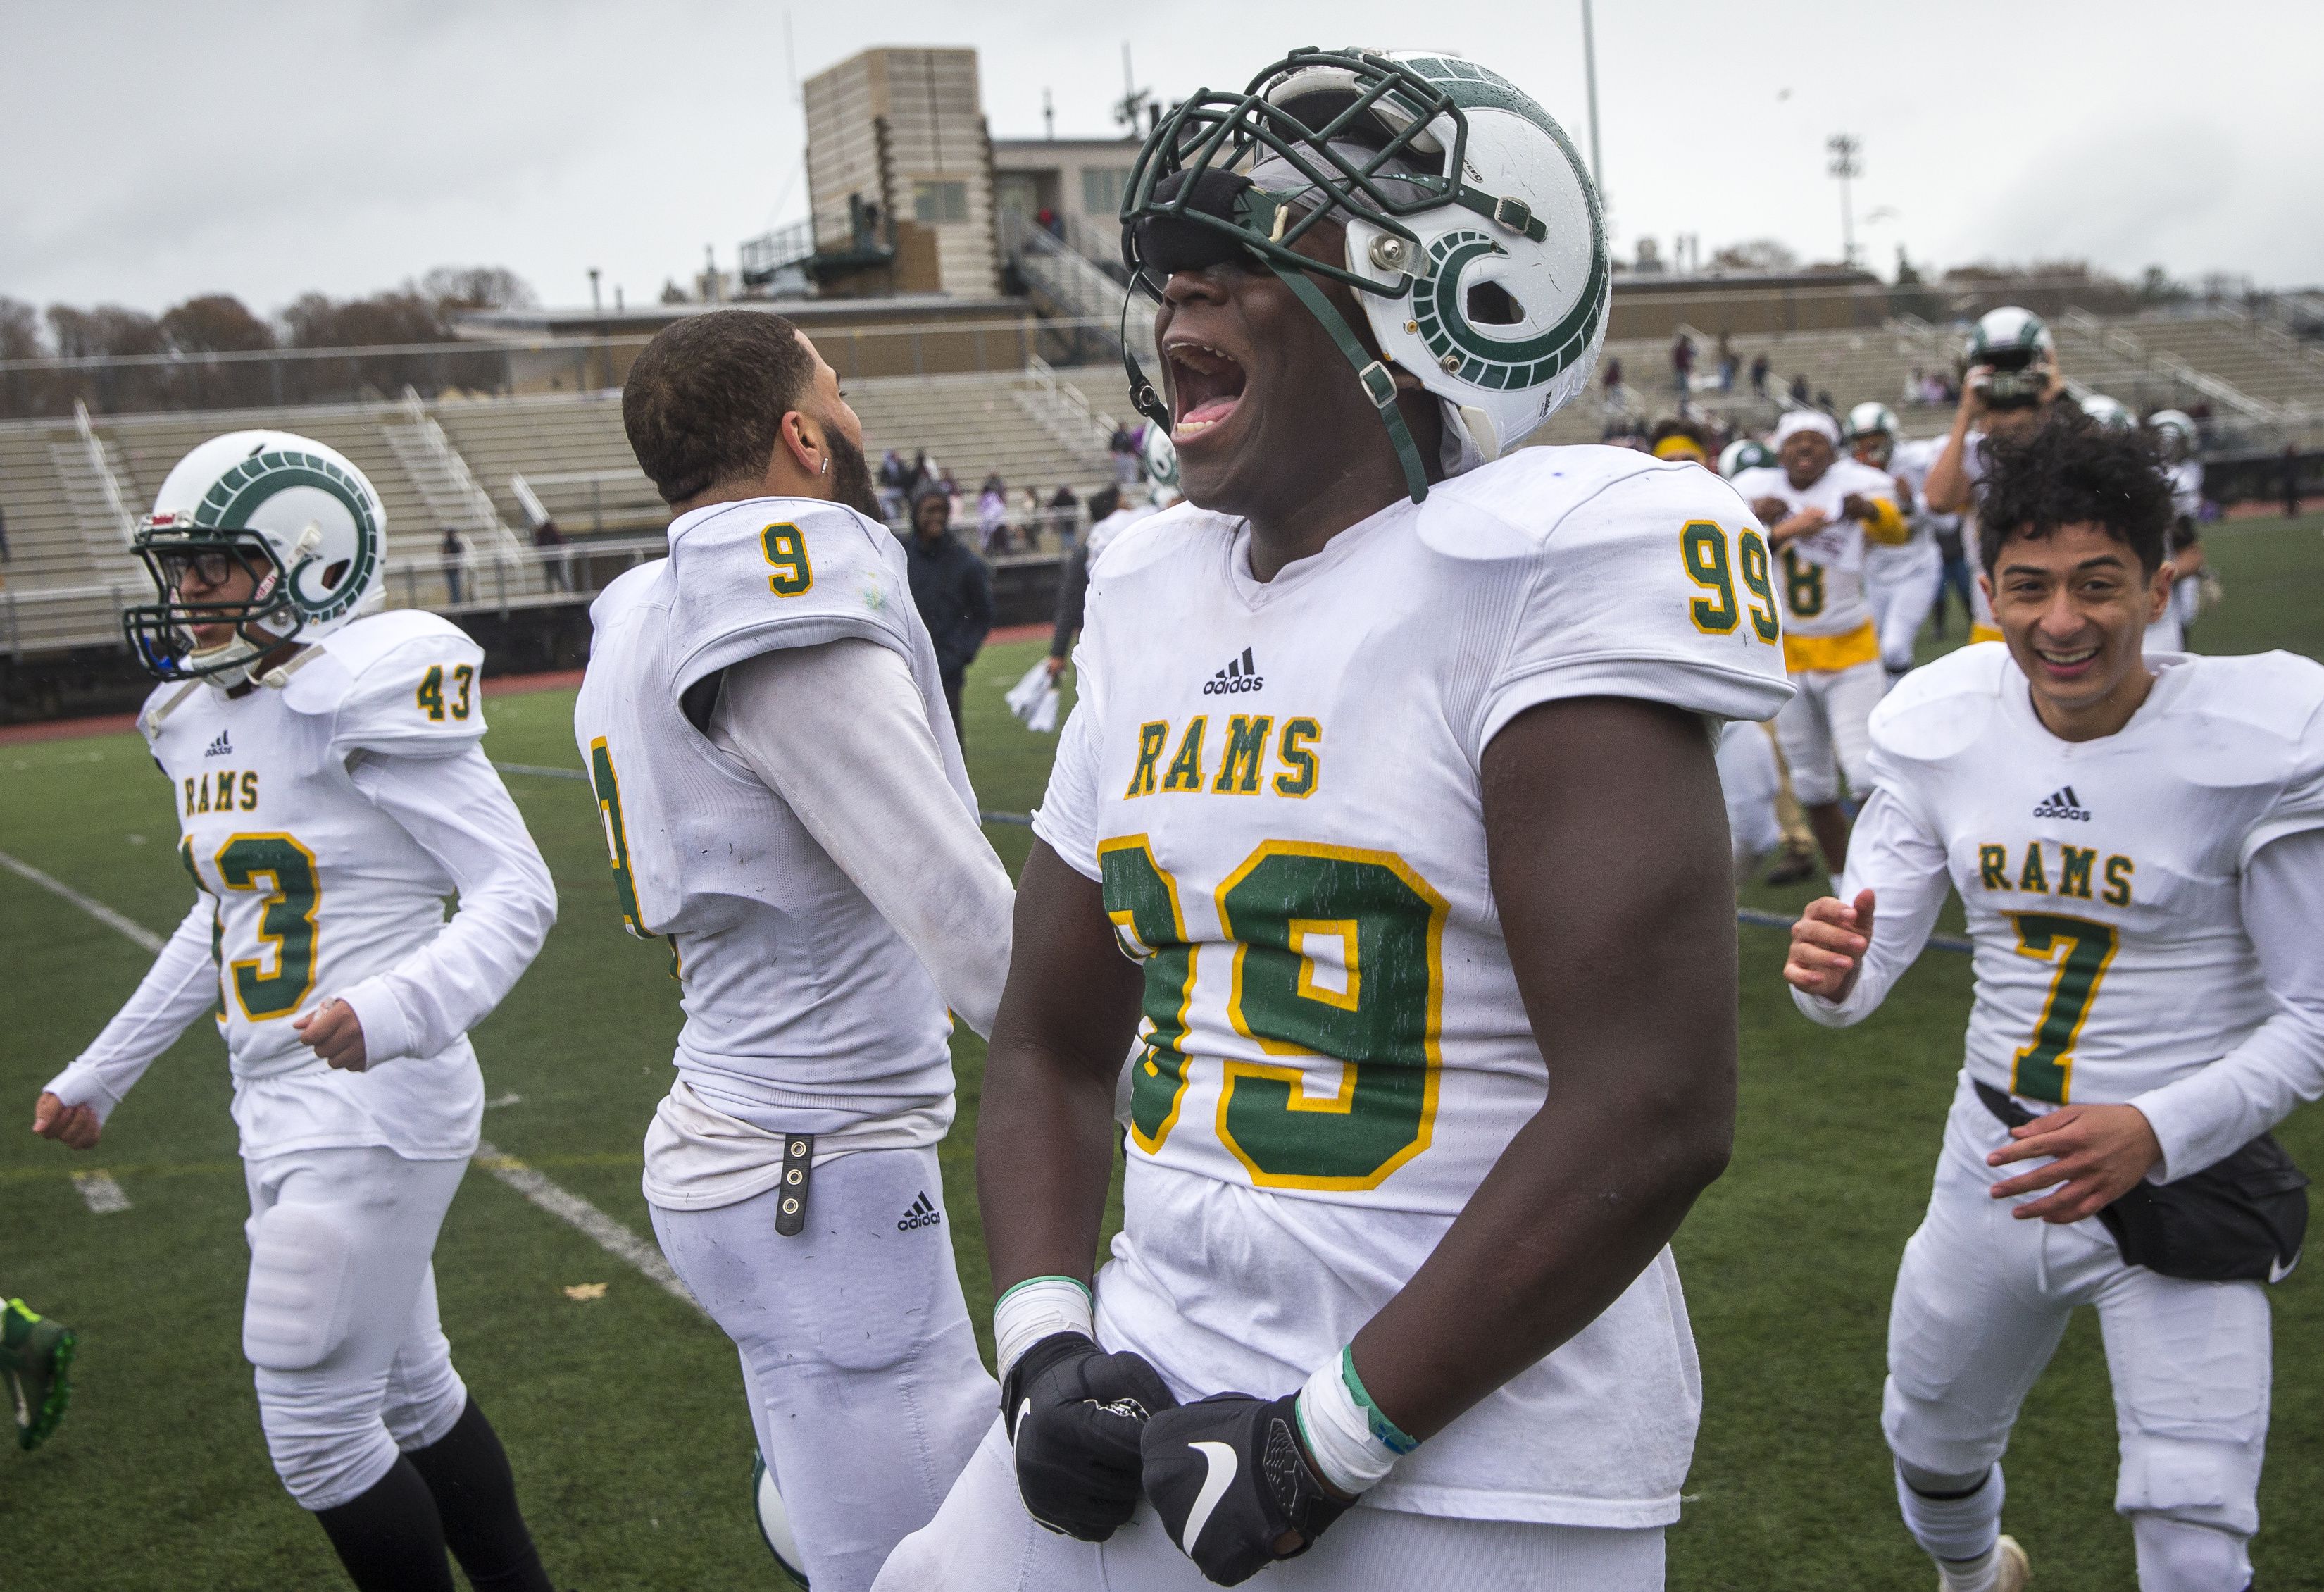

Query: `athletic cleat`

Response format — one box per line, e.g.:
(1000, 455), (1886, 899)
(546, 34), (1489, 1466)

(2, 1299), (77, 1452)
(1936, 1534), (2029, 1592)
(751, 1450), (809, 1587)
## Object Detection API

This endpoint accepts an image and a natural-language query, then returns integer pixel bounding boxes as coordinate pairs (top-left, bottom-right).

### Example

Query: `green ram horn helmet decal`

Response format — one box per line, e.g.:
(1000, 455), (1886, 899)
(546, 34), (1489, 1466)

(192, 448), (381, 623)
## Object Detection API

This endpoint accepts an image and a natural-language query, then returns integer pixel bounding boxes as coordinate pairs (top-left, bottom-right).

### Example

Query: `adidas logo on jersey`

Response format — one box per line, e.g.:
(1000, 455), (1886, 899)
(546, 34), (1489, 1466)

(203, 730), (233, 758)
(2032, 786), (2092, 821)
(896, 1192), (943, 1231)
(1202, 647), (1263, 696)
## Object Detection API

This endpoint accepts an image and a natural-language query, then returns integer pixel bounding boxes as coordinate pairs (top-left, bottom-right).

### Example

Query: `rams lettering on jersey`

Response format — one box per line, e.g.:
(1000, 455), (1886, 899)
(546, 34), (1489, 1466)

(1123, 714), (1323, 799)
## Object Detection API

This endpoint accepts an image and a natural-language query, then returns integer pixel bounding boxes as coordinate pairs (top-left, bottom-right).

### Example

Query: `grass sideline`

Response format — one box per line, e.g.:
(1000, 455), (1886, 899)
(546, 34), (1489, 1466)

(0, 514), (2316, 1590)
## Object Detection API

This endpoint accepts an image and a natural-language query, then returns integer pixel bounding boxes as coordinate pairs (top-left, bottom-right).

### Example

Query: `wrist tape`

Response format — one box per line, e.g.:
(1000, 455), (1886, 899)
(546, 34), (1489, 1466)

(994, 1276), (1094, 1379)
(1294, 1346), (1420, 1495)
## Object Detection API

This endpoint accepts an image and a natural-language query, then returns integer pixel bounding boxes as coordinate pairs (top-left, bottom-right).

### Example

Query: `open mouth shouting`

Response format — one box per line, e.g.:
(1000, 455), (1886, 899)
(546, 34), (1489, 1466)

(1166, 340), (1247, 445)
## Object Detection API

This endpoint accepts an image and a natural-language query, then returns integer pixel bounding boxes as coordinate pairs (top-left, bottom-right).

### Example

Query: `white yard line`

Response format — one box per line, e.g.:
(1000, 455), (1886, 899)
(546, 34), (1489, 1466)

(5, 847), (701, 1312)
(72, 1170), (132, 1213)
(0, 848), (166, 952)
(476, 1143), (699, 1312)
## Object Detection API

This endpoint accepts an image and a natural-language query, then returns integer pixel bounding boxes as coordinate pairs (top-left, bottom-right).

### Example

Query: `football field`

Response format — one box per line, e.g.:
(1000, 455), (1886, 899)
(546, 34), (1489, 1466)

(6, 514), (2323, 1591)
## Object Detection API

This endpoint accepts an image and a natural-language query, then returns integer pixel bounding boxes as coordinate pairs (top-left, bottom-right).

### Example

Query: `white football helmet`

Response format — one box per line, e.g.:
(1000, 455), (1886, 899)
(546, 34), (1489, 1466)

(2147, 408), (2197, 460)
(2079, 393), (2138, 432)
(1718, 438), (1773, 480)
(1123, 47), (1608, 499)
(1139, 421), (1181, 492)
(123, 430), (387, 685)
(1844, 401), (1899, 463)
(1964, 307), (2056, 408)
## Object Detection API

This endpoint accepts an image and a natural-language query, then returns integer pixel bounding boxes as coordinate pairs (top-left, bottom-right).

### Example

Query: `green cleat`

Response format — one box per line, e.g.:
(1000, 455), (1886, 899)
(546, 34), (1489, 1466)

(2, 1298), (76, 1452)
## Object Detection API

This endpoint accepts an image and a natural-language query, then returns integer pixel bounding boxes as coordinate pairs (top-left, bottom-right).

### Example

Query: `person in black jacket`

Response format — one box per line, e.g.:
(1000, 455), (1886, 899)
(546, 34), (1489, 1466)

(904, 485), (993, 740)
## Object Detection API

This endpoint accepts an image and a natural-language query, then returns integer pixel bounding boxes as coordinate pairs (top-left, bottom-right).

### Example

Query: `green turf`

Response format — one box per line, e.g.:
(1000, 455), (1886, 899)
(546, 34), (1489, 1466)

(2, 516), (2320, 1589)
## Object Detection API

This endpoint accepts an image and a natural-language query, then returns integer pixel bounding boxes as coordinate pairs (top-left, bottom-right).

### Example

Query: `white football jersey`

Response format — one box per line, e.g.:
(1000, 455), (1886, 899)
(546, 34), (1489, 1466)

(1036, 446), (1792, 1526)
(136, 611), (501, 1156)
(1847, 645), (2324, 1106)
(2167, 459), (2205, 521)
(1730, 458), (1901, 641)
(571, 499), (972, 1140)
(1954, 432), (2001, 633)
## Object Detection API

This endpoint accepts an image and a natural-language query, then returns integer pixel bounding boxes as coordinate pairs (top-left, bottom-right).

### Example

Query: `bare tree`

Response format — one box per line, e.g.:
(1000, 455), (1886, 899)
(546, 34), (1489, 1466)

(418, 266), (536, 311)
(160, 294), (276, 354)
(1710, 238), (1799, 273)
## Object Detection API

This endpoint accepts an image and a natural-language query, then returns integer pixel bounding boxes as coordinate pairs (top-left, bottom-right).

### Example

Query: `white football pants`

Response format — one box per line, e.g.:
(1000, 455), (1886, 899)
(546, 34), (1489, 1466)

(650, 1145), (994, 1592)
(1885, 1087), (2269, 1589)
(1866, 538), (1942, 671)
(1771, 659), (1887, 807)
(242, 1146), (470, 1511)
(875, 1417), (1666, 1592)
(1714, 719), (1785, 869)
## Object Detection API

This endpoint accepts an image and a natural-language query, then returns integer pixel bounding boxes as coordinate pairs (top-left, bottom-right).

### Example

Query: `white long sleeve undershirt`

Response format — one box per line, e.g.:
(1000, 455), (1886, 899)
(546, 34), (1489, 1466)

(711, 638), (1015, 1040)
(47, 899), (220, 1121)
(331, 744), (558, 1066)
(1794, 792), (2324, 1182)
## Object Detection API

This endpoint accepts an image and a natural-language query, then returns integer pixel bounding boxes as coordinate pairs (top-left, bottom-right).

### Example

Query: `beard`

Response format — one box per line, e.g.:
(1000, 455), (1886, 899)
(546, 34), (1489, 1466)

(827, 429), (882, 521)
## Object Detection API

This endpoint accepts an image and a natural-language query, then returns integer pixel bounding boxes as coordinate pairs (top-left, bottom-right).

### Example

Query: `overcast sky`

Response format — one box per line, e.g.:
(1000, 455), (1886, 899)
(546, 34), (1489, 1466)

(4, 0), (2317, 319)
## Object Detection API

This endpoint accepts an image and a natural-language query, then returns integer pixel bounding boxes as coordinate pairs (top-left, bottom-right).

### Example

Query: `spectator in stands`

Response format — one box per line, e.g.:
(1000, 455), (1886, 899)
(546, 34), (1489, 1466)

(439, 527), (468, 605)
(906, 449), (930, 497)
(1108, 423), (1141, 485)
(1717, 332), (1737, 392)
(1788, 373), (1811, 406)
(0, 502), (10, 562)
(2285, 443), (2304, 518)
(977, 471), (1010, 556)
(1671, 330), (1697, 393)
(1751, 352), (1771, 399)
(1601, 354), (1625, 413)
(903, 485), (993, 741)
(1047, 483), (1080, 552)
(879, 450), (910, 522)
(533, 517), (569, 592)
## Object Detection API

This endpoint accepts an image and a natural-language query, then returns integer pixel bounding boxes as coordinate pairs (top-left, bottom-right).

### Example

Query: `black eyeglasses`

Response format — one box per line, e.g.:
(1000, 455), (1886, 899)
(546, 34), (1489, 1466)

(155, 549), (241, 590)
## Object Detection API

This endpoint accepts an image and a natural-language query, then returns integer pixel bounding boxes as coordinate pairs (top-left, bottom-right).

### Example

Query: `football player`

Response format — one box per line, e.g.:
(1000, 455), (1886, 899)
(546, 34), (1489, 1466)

(32, 434), (559, 1592)
(1731, 411), (1909, 879)
(1785, 412), (2324, 1592)
(2144, 409), (2208, 652)
(1, 1297), (73, 1450)
(877, 47), (1790, 1591)
(572, 310), (1017, 1592)
(1851, 402), (1942, 677)
(1922, 307), (2067, 645)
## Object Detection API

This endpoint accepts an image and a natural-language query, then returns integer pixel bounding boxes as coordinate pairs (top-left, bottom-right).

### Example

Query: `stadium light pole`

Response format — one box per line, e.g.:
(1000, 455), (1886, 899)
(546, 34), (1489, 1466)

(1580, 0), (1604, 199)
(1827, 133), (1863, 270)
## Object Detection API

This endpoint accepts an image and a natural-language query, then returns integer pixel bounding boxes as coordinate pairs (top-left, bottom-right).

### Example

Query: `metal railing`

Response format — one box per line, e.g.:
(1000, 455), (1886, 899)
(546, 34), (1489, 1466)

(1020, 355), (1126, 465)
(73, 399), (137, 543)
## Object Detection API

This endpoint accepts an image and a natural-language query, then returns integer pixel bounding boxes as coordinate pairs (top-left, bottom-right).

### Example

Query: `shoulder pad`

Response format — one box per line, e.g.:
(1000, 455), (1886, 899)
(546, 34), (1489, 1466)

(137, 679), (201, 741)
(664, 497), (913, 696)
(1868, 643), (2012, 764)
(1420, 445), (1693, 561)
(2159, 652), (2324, 791)
(1829, 458), (1899, 497)
(588, 557), (670, 634)
(1087, 502), (1216, 585)
(283, 611), (489, 755)
(1727, 464), (1783, 501)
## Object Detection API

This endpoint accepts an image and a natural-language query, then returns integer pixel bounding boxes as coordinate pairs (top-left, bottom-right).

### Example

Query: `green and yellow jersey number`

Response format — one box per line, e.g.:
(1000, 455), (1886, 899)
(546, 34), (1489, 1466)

(761, 523), (813, 596)
(1682, 521), (1780, 642)
(2007, 912), (2118, 1102)
(215, 834), (320, 1019)
(587, 738), (653, 939)
(1780, 548), (1826, 620)
(1101, 838), (1449, 1190)
(416, 663), (474, 722)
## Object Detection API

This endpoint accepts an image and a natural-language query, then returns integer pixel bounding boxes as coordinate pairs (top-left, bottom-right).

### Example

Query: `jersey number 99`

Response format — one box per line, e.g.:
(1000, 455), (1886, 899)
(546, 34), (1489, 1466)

(1102, 838), (1448, 1191)
(1682, 522), (1780, 642)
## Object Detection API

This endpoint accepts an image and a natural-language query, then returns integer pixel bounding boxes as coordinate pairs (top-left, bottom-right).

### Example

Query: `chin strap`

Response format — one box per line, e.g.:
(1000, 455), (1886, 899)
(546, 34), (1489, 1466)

(1268, 266), (1430, 504)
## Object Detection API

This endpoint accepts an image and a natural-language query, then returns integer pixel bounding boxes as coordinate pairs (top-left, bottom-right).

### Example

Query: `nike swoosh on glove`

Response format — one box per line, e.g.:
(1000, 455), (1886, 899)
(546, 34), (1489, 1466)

(1142, 1393), (1352, 1586)
(1003, 1330), (1178, 1541)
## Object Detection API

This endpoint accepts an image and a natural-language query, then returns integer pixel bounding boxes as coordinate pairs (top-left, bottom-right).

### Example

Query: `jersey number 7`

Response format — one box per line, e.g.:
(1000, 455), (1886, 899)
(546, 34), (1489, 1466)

(2008, 912), (2118, 1102)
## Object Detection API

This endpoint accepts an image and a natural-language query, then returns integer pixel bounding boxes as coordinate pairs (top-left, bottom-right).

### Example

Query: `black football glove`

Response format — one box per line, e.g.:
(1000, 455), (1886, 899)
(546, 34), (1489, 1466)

(1002, 1330), (1178, 1541)
(1141, 1392), (1353, 1586)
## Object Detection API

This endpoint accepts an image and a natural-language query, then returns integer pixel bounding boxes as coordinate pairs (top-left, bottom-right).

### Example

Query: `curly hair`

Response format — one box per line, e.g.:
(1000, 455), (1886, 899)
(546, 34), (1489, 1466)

(623, 309), (817, 506)
(1976, 407), (2171, 574)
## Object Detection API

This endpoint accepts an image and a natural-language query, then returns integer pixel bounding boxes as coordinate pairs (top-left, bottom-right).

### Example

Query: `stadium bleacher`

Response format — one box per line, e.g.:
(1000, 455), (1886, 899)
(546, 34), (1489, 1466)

(2, 304), (2312, 659)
